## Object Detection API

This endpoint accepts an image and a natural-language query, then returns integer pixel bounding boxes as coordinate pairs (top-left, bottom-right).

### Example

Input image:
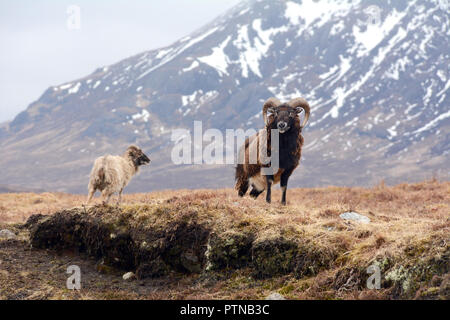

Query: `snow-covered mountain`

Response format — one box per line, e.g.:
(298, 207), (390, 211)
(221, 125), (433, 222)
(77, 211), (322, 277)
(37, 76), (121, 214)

(1, 0), (449, 193)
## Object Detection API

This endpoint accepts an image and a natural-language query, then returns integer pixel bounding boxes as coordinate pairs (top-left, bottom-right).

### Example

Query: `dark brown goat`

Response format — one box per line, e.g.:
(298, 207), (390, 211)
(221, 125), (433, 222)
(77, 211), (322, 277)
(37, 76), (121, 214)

(235, 97), (310, 205)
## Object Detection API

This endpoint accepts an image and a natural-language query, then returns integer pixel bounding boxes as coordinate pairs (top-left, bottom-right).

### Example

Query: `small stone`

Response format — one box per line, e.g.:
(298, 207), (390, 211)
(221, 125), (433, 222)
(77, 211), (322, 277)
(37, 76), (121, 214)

(0, 229), (16, 240)
(339, 212), (371, 224)
(122, 272), (136, 281)
(265, 293), (286, 300)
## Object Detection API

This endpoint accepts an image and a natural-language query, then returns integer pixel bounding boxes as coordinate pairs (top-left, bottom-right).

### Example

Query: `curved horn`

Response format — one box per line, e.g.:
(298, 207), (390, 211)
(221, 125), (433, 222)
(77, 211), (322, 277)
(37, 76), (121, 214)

(288, 97), (310, 128)
(262, 97), (281, 125)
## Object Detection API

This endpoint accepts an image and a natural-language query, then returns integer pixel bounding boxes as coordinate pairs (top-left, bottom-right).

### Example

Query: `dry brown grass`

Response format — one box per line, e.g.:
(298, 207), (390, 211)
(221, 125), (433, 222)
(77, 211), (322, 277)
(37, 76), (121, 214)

(0, 179), (448, 300)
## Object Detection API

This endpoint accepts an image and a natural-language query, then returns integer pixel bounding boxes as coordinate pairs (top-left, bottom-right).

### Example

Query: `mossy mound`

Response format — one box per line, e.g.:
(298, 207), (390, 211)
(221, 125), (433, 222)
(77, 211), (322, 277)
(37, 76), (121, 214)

(26, 205), (342, 280)
(205, 231), (254, 271)
(27, 206), (210, 277)
(251, 236), (298, 278)
(383, 243), (450, 299)
(330, 241), (449, 299)
(251, 234), (337, 279)
(24, 204), (448, 300)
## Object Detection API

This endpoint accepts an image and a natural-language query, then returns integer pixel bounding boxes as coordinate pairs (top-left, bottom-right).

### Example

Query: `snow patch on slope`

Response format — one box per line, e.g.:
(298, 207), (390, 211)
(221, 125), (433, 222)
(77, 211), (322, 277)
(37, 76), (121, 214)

(413, 110), (450, 134)
(137, 27), (219, 79)
(353, 9), (407, 57)
(323, 26), (408, 120)
(68, 82), (81, 94)
(233, 20), (287, 78)
(132, 109), (150, 122)
(198, 36), (232, 76)
(182, 60), (200, 73)
(285, 0), (356, 34)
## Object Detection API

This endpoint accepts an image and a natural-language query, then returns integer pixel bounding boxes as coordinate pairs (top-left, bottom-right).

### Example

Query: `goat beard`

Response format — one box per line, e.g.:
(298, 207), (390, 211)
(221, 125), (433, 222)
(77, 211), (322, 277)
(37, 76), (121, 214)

(278, 127), (290, 134)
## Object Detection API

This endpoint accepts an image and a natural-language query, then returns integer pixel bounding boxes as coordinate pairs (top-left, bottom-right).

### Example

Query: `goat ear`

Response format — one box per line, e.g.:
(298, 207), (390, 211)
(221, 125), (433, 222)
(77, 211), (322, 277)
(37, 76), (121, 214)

(267, 107), (276, 114)
(295, 106), (303, 114)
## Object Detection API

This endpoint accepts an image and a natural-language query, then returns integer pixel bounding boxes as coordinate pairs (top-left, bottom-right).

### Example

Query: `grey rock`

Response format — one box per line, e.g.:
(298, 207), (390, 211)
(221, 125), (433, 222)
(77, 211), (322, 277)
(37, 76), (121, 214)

(122, 272), (136, 281)
(339, 212), (371, 224)
(265, 293), (286, 300)
(0, 229), (16, 239)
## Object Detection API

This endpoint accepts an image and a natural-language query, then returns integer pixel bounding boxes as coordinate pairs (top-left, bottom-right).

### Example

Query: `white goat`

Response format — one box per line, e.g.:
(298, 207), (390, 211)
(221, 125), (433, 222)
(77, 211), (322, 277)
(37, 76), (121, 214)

(87, 145), (150, 205)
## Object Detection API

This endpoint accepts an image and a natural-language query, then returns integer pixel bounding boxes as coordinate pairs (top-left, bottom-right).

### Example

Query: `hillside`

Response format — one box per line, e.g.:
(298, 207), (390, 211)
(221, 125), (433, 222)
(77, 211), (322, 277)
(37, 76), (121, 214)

(0, 0), (449, 193)
(0, 180), (449, 299)
(0, 184), (44, 194)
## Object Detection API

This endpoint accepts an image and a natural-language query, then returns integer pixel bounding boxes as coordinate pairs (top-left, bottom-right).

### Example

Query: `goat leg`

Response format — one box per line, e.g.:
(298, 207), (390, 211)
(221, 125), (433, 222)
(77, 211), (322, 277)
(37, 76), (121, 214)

(102, 190), (112, 205)
(117, 188), (123, 205)
(87, 187), (96, 205)
(280, 168), (294, 205)
(265, 175), (274, 203)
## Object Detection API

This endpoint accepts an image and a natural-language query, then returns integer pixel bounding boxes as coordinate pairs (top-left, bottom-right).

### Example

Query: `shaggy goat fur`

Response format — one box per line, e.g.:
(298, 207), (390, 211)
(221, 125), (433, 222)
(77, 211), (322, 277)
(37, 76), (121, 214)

(87, 145), (150, 205)
(235, 97), (310, 205)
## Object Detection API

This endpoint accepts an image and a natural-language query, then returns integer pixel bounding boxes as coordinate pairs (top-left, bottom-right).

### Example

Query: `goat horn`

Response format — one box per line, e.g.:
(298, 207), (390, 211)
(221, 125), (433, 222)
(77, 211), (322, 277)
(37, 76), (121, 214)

(288, 97), (310, 128)
(262, 97), (281, 125)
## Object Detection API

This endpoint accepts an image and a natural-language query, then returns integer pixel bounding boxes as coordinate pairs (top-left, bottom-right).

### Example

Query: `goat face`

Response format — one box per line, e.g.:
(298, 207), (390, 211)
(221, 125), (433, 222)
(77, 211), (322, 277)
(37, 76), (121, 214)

(127, 145), (151, 166)
(267, 104), (302, 134)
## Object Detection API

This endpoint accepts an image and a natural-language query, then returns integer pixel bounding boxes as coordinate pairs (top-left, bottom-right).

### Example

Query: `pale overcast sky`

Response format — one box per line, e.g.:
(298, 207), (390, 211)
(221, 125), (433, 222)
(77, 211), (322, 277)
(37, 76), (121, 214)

(0, 0), (242, 122)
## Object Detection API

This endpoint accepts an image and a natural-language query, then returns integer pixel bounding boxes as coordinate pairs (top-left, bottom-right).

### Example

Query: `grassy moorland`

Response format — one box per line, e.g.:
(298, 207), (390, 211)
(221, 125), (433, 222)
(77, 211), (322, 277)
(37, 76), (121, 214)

(0, 179), (448, 300)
